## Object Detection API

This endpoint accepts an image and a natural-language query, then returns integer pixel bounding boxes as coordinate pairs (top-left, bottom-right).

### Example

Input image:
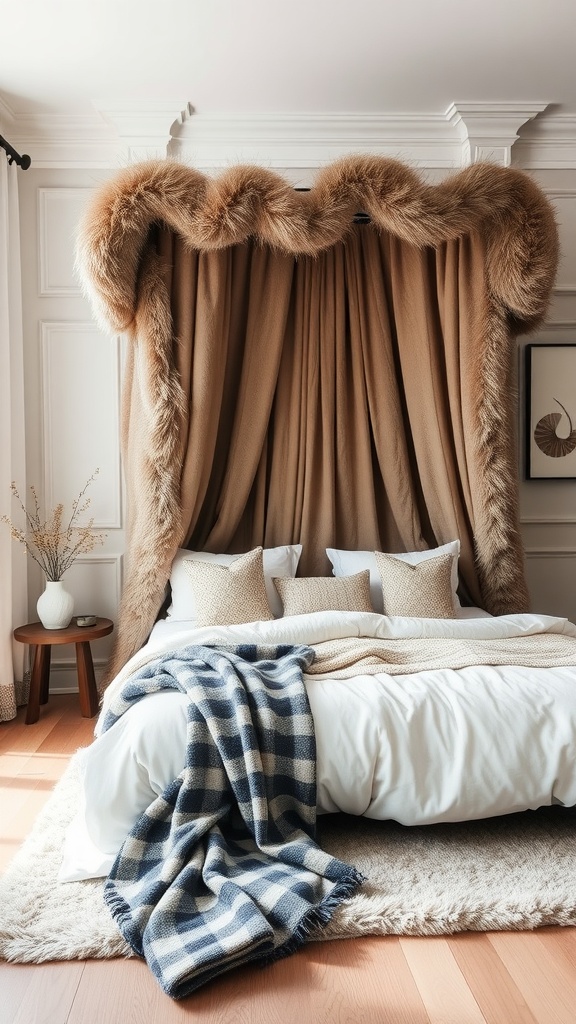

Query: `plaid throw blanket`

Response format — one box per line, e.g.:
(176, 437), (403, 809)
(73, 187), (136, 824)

(99, 643), (364, 999)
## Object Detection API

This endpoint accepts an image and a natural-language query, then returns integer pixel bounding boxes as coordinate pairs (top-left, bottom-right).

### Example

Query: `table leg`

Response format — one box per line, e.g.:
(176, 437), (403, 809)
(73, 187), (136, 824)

(25, 645), (51, 724)
(75, 641), (99, 718)
(40, 648), (51, 704)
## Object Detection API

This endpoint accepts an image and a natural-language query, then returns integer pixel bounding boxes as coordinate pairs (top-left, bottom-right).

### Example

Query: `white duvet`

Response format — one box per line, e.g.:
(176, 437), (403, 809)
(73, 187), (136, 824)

(60, 610), (576, 882)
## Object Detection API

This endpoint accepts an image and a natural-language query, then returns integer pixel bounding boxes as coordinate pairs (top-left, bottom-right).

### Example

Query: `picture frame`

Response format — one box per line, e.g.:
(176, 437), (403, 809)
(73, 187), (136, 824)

(525, 344), (576, 480)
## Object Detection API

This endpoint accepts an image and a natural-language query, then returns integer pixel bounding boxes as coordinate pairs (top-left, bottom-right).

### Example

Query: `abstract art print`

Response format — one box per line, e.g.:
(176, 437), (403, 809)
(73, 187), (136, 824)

(526, 344), (576, 479)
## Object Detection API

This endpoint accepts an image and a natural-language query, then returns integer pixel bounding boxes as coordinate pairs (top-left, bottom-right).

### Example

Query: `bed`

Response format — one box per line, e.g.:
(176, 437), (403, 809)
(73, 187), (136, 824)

(51, 533), (576, 1015)
(57, 539), (576, 995)
(61, 538), (576, 879)
(68, 155), (569, 997)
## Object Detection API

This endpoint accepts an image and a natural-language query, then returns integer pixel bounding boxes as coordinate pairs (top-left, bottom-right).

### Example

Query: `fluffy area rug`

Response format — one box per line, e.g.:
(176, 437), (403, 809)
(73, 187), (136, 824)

(1, 751), (576, 963)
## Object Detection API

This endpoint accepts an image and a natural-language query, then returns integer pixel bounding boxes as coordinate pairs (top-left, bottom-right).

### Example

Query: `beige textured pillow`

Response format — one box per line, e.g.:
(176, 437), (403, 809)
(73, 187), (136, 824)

(168, 544), (302, 621)
(273, 571), (373, 616)
(182, 547), (273, 626)
(375, 551), (456, 618)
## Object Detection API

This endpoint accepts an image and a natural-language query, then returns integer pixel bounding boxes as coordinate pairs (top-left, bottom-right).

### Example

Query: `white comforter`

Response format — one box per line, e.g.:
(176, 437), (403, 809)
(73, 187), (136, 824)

(60, 611), (576, 882)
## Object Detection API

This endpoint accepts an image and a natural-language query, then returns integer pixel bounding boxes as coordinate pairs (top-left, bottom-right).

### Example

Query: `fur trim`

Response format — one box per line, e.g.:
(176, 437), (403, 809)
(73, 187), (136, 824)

(76, 157), (558, 683)
(77, 156), (558, 336)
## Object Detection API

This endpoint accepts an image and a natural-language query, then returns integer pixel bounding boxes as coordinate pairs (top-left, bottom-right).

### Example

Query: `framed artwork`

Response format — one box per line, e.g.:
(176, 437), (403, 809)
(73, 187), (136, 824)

(525, 344), (576, 480)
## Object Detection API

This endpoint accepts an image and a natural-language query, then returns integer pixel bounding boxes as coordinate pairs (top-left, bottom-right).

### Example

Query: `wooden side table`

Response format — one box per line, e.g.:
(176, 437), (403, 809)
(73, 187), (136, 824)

(13, 617), (114, 725)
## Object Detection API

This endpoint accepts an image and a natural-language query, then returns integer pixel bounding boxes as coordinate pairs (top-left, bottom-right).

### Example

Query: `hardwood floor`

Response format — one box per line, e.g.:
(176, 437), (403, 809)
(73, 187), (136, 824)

(2, 694), (576, 1023)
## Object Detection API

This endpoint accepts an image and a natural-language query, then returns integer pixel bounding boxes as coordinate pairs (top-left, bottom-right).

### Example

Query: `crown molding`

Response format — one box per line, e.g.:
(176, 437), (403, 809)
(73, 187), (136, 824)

(2, 100), (186, 168)
(445, 101), (550, 166)
(514, 113), (576, 168)
(2, 100), (576, 171)
(98, 100), (188, 162)
(167, 104), (461, 173)
(4, 109), (120, 168)
(0, 94), (16, 131)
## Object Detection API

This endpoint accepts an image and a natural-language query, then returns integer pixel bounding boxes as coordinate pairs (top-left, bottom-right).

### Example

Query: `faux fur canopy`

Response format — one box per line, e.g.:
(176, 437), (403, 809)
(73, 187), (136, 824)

(76, 156), (559, 683)
(79, 156), (558, 337)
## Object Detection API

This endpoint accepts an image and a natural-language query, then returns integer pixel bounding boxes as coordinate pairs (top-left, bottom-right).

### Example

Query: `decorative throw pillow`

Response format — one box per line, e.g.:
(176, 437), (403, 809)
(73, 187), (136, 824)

(273, 571), (373, 617)
(326, 540), (461, 614)
(374, 551), (456, 618)
(167, 543), (302, 621)
(182, 547), (273, 626)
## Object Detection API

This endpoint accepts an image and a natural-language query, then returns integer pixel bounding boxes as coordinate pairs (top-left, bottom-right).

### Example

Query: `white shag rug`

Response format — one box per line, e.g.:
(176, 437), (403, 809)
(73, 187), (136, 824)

(2, 751), (576, 963)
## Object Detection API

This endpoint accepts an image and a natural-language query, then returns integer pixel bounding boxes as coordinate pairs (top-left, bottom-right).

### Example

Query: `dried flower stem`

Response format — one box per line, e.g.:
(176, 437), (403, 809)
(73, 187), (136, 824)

(1, 470), (106, 580)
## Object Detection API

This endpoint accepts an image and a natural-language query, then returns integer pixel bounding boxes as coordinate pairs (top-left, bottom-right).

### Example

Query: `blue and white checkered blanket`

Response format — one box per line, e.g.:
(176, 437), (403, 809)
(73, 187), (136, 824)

(99, 643), (364, 998)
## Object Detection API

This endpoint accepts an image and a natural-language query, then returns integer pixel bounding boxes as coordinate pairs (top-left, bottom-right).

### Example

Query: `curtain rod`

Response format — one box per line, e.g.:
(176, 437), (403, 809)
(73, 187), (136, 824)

(0, 134), (31, 169)
(294, 187), (370, 224)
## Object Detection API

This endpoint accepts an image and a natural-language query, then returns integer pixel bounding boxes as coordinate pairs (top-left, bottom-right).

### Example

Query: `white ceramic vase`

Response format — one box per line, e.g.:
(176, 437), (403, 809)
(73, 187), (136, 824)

(37, 580), (74, 630)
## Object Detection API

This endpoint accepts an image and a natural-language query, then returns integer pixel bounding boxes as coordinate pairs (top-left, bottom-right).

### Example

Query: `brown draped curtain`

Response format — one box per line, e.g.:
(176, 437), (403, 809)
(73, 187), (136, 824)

(77, 157), (559, 682)
(160, 225), (482, 584)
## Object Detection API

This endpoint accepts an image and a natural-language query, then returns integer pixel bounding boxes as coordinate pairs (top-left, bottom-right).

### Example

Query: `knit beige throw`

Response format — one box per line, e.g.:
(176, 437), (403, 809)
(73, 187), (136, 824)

(307, 632), (576, 677)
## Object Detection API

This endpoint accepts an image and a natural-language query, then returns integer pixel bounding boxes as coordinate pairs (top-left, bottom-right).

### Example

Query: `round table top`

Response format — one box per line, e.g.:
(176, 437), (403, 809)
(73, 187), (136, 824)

(14, 617), (114, 645)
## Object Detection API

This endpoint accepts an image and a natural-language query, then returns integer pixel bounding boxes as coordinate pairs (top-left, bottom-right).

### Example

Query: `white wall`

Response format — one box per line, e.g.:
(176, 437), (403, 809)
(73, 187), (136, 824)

(12, 116), (576, 691)
(519, 168), (576, 625)
(18, 168), (122, 688)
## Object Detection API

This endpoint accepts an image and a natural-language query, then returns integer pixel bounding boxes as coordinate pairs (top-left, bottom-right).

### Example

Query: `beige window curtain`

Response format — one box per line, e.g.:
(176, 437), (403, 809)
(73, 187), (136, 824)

(0, 158), (28, 721)
(77, 157), (559, 683)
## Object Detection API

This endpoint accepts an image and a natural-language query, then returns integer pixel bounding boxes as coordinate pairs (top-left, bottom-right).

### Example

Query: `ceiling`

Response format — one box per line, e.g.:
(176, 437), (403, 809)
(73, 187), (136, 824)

(1, 0), (576, 120)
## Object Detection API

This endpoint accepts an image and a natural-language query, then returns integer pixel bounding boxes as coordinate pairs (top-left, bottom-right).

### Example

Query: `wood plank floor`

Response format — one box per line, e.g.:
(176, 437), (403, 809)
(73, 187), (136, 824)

(2, 694), (576, 1023)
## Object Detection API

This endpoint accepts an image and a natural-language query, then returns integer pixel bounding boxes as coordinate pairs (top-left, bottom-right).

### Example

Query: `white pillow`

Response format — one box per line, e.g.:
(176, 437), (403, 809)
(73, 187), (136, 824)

(167, 543), (302, 621)
(326, 540), (461, 615)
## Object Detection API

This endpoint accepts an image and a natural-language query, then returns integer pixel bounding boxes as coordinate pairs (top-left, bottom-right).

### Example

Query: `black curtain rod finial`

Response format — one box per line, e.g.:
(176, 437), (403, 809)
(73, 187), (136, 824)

(294, 185), (370, 224)
(0, 134), (32, 170)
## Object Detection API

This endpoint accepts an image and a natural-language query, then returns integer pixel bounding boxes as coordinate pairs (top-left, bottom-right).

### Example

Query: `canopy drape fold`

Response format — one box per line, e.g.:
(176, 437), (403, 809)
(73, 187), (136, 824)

(76, 157), (558, 683)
